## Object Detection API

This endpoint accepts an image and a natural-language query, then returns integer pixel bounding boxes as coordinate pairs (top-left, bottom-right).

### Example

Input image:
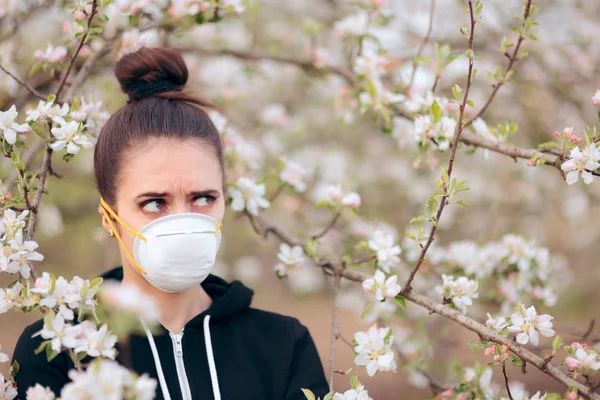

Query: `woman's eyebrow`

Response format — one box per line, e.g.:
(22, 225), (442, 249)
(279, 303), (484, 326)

(190, 189), (221, 197)
(135, 191), (170, 200)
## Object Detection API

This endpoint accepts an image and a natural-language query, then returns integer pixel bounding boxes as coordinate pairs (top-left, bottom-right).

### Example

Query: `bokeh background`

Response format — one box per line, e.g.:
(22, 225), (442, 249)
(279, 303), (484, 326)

(2, 0), (600, 398)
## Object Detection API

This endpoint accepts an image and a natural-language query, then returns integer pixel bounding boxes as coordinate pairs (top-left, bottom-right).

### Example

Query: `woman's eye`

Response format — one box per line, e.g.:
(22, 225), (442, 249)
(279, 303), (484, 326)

(193, 196), (215, 207)
(142, 200), (165, 213)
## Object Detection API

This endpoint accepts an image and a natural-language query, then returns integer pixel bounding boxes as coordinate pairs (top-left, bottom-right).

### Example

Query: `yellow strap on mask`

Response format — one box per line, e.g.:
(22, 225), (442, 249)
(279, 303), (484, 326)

(215, 222), (222, 236)
(99, 197), (147, 275)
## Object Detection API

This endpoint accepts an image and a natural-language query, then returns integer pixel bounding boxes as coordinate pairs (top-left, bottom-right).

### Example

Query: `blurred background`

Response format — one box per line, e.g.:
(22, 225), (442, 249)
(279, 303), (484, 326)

(2, 0), (600, 398)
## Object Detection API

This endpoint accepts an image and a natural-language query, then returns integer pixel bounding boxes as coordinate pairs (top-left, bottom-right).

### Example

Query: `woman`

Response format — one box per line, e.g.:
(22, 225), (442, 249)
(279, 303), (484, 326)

(13, 47), (329, 400)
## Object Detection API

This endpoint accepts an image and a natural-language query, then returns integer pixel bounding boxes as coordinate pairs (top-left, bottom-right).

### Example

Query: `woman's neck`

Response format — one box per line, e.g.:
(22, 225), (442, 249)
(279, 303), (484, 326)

(121, 264), (212, 334)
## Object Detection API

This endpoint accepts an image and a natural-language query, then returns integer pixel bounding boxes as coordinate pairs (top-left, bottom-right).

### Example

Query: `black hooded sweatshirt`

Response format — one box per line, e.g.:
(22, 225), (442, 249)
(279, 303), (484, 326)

(12, 267), (329, 400)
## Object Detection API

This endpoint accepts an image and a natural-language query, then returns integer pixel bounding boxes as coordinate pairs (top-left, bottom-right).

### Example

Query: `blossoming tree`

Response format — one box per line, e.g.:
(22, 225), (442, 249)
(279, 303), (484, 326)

(1, 0), (600, 399)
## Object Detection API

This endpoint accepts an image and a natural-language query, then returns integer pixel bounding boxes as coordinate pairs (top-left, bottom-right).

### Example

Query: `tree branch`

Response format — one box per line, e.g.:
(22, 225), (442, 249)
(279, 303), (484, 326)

(246, 212), (600, 399)
(329, 272), (341, 391)
(177, 46), (356, 86)
(408, 0), (436, 89)
(466, 0), (533, 125)
(404, 0), (477, 291)
(55, 0), (99, 102)
(503, 364), (515, 400)
(312, 212), (341, 240)
(0, 63), (46, 100)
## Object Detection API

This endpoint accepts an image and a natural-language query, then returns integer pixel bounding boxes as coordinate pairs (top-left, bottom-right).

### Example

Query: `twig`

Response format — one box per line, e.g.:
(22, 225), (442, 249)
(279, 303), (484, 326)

(338, 334), (354, 349)
(268, 183), (287, 204)
(329, 272), (341, 391)
(5, 140), (45, 192)
(55, 0), (99, 102)
(245, 213), (600, 399)
(0, 63), (45, 100)
(177, 46), (356, 86)
(403, 0), (477, 291)
(408, 0), (436, 89)
(25, 0), (100, 245)
(66, 349), (83, 372)
(555, 319), (599, 344)
(503, 364), (515, 400)
(312, 212), (341, 240)
(466, 0), (533, 125)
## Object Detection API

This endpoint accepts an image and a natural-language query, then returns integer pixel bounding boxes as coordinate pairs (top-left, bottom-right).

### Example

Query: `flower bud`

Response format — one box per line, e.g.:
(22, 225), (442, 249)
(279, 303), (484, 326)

(73, 10), (87, 20)
(592, 90), (600, 108)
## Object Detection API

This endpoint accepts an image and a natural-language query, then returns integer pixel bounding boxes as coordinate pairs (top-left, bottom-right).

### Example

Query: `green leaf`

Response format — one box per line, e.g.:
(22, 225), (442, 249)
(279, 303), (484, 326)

(465, 49), (474, 60)
(350, 374), (359, 389)
(63, 153), (75, 163)
(47, 94), (56, 104)
(457, 200), (470, 207)
(511, 355), (524, 367)
(442, 52), (462, 68)
(431, 100), (441, 124)
(29, 63), (42, 77)
(9, 360), (20, 378)
(544, 394), (562, 400)
(306, 239), (318, 258)
(34, 341), (48, 355)
(45, 343), (58, 362)
(394, 295), (406, 310)
(409, 215), (426, 224)
(301, 389), (316, 400)
(466, 99), (474, 108)
(324, 392), (334, 400)
(89, 277), (103, 289)
(552, 335), (564, 353)
(538, 141), (558, 148)
(597, 110), (600, 122)
(314, 200), (335, 209)
(452, 84), (462, 101)
(77, 352), (87, 361)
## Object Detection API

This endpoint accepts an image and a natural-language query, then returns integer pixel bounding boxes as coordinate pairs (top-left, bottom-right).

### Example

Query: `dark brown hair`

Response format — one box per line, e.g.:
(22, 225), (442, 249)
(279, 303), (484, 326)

(94, 47), (224, 206)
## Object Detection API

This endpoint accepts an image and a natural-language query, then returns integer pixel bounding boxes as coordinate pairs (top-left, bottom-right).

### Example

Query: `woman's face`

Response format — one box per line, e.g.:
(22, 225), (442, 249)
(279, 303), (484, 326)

(102, 138), (225, 275)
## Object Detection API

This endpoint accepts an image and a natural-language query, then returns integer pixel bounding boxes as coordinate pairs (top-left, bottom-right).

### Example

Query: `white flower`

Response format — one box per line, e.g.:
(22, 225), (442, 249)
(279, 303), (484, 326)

(0, 372), (17, 400)
(0, 344), (8, 363)
(362, 270), (401, 301)
(168, 0), (208, 19)
(222, 0), (245, 13)
(230, 177), (270, 216)
(565, 348), (600, 371)
(25, 384), (55, 400)
(334, 12), (369, 36)
(592, 90), (600, 108)
(1, 238), (44, 278)
(486, 313), (508, 332)
(260, 104), (289, 126)
(368, 231), (401, 273)
(26, 101), (69, 125)
(333, 385), (373, 400)
(353, 325), (396, 376)
(507, 304), (554, 346)
(37, 314), (68, 353)
(100, 281), (160, 322)
(435, 275), (479, 314)
(118, 28), (161, 59)
(70, 98), (110, 131)
(0, 283), (22, 314)
(134, 374), (158, 400)
(0, 105), (30, 145)
(561, 144), (600, 185)
(274, 244), (304, 278)
(341, 192), (361, 208)
(529, 392), (547, 400)
(33, 46), (67, 64)
(51, 121), (95, 154)
(0, 209), (28, 242)
(280, 158), (307, 192)
(74, 324), (117, 359)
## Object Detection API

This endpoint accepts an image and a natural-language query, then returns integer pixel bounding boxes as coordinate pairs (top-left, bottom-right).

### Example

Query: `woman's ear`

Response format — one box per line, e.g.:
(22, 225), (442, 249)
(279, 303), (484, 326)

(99, 208), (114, 237)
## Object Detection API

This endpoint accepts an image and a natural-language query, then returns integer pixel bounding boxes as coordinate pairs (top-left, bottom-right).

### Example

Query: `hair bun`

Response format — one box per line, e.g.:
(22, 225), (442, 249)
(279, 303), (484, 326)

(115, 47), (188, 101)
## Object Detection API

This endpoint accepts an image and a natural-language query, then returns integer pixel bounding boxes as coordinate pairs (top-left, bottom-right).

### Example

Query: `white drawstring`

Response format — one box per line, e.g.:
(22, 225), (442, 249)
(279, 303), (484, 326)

(204, 315), (221, 400)
(142, 320), (172, 400)
(142, 316), (221, 400)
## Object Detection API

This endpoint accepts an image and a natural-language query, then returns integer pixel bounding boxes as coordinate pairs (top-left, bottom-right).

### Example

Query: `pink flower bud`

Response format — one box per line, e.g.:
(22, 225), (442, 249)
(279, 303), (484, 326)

(503, 353), (509, 360)
(564, 127), (574, 136)
(502, 344), (508, 352)
(554, 131), (560, 137)
(568, 393), (578, 400)
(527, 159), (535, 166)
(73, 10), (87, 20)
(577, 137), (583, 143)
(484, 346), (495, 355)
(440, 389), (454, 398)
(565, 358), (579, 369)
(63, 21), (72, 34)
(455, 394), (467, 400)
(494, 354), (500, 361)
(592, 90), (600, 108)
(34, 50), (45, 62)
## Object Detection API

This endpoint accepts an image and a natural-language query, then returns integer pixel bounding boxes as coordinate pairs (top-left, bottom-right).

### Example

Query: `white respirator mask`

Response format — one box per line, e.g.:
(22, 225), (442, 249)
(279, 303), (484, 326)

(100, 197), (222, 293)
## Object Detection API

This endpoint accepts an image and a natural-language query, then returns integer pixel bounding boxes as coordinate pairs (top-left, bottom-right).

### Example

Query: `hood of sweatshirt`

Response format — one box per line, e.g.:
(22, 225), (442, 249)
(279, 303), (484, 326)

(100, 266), (254, 328)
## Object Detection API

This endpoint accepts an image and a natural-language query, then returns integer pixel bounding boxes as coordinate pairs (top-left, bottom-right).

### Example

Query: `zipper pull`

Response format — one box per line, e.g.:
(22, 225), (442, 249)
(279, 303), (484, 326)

(175, 333), (183, 357)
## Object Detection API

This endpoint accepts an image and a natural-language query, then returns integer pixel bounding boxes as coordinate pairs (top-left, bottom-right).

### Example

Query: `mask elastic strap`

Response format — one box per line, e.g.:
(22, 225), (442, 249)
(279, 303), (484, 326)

(99, 198), (147, 275)
(100, 197), (147, 243)
(215, 222), (222, 236)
